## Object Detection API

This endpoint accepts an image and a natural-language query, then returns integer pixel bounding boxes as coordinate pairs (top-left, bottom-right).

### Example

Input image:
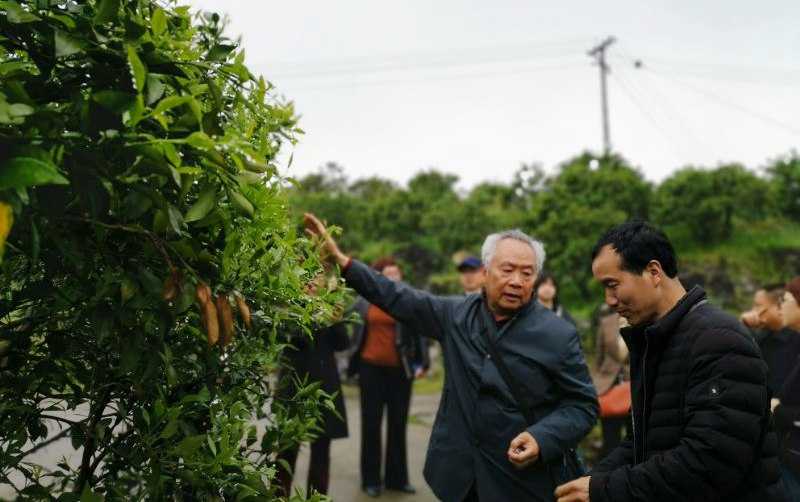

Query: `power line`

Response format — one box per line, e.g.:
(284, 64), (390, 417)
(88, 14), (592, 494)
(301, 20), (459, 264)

(616, 65), (710, 156)
(609, 52), (800, 88)
(264, 38), (593, 81)
(289, 60), (585, 92)
(645, 68), (800, 137)
(610, 70), (686, 166)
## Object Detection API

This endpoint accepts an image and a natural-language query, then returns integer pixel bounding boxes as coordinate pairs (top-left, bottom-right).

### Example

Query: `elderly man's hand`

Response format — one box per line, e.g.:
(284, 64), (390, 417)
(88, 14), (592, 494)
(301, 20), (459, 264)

(303, 213), (349, 268)
(507, 431), (540, 468)
(555, 476), (590, 502)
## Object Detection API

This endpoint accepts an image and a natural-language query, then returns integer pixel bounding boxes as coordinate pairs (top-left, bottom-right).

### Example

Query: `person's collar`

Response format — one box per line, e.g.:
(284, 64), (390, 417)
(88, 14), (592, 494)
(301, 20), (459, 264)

(481, 291), (535, 323)
(621, 286), (707, 345)
(647, 285), (707, 337)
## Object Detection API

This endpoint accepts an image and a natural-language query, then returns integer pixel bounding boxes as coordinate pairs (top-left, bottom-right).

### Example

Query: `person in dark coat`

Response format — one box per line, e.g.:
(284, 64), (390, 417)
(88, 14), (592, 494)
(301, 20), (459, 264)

(556, 220), (786, 502)
(773, 277), (800, 498)
(534, 271), (577, 327)
(304, 213), (598, 502)
(756, 283), (800, 398)
(276, 277), (350, 497)
(772, 357), (800, 498)
(347, 257), (429, 497)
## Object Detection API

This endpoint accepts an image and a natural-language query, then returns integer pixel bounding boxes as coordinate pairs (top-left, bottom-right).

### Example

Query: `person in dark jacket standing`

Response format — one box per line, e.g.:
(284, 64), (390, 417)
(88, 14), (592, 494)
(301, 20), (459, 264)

(755, 283), (800, 399)
(276, 294), (350, 496)
(304, 213), (598, 502)
(556, 220), (786, 502)
(773, 277), (800, 498)
(347, 257), (428, 498)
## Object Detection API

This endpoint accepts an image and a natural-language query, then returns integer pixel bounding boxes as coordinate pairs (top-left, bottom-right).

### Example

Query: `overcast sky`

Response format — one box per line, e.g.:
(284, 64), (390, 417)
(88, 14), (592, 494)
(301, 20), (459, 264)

(187, 0), (800, 190)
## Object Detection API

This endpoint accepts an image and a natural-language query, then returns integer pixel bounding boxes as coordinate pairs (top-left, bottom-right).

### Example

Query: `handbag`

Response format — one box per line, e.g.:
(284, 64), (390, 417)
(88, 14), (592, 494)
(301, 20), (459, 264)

(480, 307), (586, 484)
(598, 381), (631, 418)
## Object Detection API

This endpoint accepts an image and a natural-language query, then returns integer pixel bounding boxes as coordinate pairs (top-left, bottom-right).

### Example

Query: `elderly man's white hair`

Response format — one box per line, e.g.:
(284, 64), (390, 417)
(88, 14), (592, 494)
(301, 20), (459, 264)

(481, 229), (546, 275)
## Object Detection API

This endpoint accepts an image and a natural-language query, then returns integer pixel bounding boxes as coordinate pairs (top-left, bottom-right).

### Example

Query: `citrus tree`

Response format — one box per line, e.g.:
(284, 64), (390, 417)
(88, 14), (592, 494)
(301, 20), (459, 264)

(0, 0), (343, 499)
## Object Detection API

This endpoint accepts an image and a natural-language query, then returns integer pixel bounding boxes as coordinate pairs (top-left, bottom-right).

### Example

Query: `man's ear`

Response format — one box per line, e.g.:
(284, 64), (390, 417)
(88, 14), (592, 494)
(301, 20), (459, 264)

(646, 260), (664, 285)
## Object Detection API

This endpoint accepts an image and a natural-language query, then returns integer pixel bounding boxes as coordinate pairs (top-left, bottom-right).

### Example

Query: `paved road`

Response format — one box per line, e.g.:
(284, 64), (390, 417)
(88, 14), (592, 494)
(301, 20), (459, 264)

(292, 389), (440, 502)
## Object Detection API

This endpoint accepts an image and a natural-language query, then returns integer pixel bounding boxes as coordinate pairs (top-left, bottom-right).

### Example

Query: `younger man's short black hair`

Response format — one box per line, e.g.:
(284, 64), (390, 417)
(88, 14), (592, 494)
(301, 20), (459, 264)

(591, 220), (679, 278)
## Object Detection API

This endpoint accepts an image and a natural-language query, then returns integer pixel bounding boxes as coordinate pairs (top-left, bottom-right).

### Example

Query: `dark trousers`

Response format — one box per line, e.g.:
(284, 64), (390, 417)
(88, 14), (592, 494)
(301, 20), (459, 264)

(276, 437), (332, 496)
(599, 415), (629, 460)
(359, 361), (413, 488)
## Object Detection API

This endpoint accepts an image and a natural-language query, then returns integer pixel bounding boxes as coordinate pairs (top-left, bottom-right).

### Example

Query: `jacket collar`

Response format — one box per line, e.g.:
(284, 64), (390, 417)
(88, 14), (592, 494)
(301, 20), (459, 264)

(621, 285), (707, 349)
(480, 293), (537, 332)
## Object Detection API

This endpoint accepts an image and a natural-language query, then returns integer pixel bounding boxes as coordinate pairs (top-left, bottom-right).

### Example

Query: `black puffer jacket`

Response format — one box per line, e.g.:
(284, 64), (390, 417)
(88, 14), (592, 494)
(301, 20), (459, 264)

(589, 286), (786, 502)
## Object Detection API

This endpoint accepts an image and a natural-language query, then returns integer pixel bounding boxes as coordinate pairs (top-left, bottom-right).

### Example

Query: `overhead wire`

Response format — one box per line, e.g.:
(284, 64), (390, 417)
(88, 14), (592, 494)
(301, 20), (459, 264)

(610, 69), (687, 166)
(264, 37), (594, 80)
(613, 46), (711, 155)
(288, 59), (586, 91)
(643, 68), (800, 138)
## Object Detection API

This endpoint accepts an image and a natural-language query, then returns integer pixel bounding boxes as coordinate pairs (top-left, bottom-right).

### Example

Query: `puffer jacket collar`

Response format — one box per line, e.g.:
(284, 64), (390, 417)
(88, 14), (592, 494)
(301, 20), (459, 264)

(621, 285), (707, 351)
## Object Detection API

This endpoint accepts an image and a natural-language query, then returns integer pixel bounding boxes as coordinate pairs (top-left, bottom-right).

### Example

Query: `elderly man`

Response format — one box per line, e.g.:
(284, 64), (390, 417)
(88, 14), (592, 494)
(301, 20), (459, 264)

(304, 214), (598, 502)
(556, 221), (786, 502)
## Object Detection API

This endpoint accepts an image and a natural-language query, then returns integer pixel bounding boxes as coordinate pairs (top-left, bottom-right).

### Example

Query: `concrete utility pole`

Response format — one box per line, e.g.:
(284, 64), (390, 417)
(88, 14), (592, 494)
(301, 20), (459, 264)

(588, 36), (616, 156)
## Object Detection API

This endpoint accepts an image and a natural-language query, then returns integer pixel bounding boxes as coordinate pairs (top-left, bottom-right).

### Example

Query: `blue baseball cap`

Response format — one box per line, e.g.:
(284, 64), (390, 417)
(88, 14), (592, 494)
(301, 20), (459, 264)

(457, 257), (482, 271)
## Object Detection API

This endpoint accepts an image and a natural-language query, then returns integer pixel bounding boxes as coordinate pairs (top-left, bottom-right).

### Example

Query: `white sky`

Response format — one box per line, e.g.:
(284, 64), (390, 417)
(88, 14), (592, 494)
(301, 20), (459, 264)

(187, 0), (800, 190)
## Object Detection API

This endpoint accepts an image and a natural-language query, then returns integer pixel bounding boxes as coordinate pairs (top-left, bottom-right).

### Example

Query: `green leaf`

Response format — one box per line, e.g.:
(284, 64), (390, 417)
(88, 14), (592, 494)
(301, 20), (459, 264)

(229, 189), (254, 218)
(168, 166), (181, 187)
(161, 142), (181, 167)
(54, 30), (84, 58)
(167, 204), (185, 234)
(0, 1), (40, 23)
(185, 187), (217, 222)
(70, 425), (85, 450)
(49, 13), (77, 29)
(237, 171), (261, 186)
(92, 90), (135, 112)
(150, 95), (189, 116)
(80, 486), (102, 502)
(160, 418), (179, 439)
(8, 103), (33, 118)
(145, 74), (166, 105)
(126, 45), (147, 93)
(0, 157), (69, 190)
(185, 131), (214, 150)
(121, 190), (153, 220)
(93, 0), (120, 24)
(151, 8), (167, 36)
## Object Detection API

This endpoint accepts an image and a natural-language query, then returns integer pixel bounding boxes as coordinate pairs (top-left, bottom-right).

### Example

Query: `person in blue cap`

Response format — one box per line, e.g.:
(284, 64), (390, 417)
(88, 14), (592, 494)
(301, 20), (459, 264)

(457, 256), (485, 294)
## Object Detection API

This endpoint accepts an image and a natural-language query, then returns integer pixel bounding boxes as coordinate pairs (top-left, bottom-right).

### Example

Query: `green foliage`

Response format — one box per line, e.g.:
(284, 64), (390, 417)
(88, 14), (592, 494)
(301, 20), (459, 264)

(524, 153), (651, 302)
(767, 153), (800, 221)
(0, 1), (341, 499)
(289, 151), (798, 315)
(653, 164), (771, 245)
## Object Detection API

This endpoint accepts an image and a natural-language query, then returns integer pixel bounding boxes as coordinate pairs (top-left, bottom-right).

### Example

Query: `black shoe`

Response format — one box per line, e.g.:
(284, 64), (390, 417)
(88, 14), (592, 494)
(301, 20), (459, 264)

(363, 485), (381, 498)
(387, 483), (416, 494)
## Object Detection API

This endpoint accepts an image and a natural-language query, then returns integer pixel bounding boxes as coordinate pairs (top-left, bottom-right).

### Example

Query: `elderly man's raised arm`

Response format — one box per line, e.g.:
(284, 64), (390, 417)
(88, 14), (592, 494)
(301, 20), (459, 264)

(304, 213), (450, 340)
(342, 259), (448, 340)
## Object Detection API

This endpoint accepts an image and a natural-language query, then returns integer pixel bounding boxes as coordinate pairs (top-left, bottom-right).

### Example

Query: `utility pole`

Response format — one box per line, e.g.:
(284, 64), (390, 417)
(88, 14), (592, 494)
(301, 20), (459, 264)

(588, 36), (616, 156)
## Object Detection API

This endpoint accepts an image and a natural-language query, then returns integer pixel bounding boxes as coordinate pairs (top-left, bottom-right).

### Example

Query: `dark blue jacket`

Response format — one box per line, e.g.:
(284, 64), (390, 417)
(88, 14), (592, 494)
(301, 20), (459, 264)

(344, 260), (598, 501)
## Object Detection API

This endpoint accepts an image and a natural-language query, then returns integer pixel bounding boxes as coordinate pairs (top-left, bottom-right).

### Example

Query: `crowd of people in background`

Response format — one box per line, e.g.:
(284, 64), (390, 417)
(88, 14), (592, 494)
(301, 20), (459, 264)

(741, 277), (800, 497)
(276, 215), (798, 501)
